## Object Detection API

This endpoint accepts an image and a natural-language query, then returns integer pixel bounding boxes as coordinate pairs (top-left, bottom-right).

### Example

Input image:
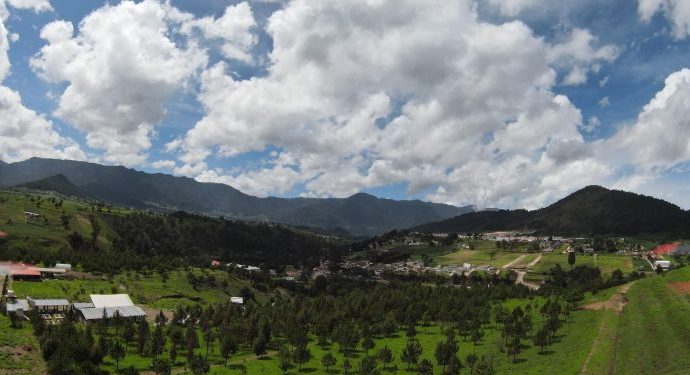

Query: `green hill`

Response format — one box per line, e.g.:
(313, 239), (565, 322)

(411, 186), (690, 236)
(0, 189), (344, 272)
(17, 173), (89, 198)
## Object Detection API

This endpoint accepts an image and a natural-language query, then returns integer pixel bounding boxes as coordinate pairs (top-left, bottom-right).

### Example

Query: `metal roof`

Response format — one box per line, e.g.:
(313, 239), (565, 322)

(29, 298), (70, 306)
(78, 306), (146, 320)
(90, 294), (134, 308)
(5, 299), (30, 312)
(35, 268), (66, 273)
(72, 302), (94, 309)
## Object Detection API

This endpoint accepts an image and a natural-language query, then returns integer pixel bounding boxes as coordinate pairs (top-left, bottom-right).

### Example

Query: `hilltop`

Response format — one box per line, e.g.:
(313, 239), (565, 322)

(0, 158), (470, 236)
(0, 189), (343, 271)
(411, 186), (690, 236)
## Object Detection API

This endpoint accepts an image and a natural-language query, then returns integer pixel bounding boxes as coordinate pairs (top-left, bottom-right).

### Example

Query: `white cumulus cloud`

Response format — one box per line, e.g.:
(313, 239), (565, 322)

(31, 0), (212, 166)
(638, 0), (690, 39)
(166, 0), (617, 208)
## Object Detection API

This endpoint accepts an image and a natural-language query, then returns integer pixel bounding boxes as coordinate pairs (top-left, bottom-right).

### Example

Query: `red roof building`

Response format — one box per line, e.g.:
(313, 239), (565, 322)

(11, 268), (42, 280)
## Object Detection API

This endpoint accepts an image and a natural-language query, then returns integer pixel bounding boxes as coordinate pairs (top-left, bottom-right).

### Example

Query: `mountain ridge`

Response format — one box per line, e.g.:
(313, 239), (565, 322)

(0, 157), (471, 237)
(410, 185), (690, 236)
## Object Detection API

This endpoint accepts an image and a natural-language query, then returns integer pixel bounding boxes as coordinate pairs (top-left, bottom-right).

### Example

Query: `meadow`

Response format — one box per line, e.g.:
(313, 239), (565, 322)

(527, 252), (633, 279)
(0, 313), (46, 374)
(0, 189), (117, 256)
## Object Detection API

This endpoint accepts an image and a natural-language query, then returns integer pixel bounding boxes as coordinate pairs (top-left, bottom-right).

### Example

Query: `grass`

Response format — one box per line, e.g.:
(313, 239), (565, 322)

(437, 249), (529, 267)
(529, 252), (633, 278)
(613, 267), (690, 374)
(0, 312), (46, 374)
(0, 189), (116, 255)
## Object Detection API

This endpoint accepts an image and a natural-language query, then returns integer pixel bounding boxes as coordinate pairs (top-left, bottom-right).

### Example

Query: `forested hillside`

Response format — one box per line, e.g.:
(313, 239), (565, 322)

(0, 190), (344, 272)
(412, 186), (690, 236)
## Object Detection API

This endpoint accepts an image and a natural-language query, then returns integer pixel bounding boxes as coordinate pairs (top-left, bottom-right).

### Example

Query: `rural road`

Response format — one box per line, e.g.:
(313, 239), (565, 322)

(504, 254), (542, 290)
(502, 254), (527, 269)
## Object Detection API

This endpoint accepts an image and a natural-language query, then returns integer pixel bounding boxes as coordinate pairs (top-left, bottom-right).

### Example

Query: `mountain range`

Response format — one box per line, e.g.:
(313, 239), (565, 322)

(0, 158), (471, 237)
(411, 185), (690, 236)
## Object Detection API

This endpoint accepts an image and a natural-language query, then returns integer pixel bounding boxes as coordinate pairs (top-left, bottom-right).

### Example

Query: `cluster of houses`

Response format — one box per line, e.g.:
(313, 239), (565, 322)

(330, 259), (496, 278)
(2, 291), (146, 323)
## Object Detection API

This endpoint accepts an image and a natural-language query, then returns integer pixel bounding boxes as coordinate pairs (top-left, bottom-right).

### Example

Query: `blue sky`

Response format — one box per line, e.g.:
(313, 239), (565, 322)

(2, 0), (690, 209)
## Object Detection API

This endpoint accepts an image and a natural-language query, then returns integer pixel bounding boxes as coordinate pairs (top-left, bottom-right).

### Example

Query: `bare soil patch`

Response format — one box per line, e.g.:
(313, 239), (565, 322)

(581, 282), (635, 313)
(669, 281), (690, 294)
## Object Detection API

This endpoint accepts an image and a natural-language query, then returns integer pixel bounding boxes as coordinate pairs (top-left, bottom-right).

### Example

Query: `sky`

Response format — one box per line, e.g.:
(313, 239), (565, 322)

(2, 0), (690, 210)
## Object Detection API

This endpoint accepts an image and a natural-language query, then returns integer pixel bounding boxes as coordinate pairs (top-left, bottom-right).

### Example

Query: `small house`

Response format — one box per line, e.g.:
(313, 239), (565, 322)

(11, 269), (42, 281)
(27, 297), (70, 313)
(5, 298), (30, 315)
(230, 297), (244, 304)
(654, 260), (671, 270)
(77, 294), (145, 322)
(54, 263), (72, 271)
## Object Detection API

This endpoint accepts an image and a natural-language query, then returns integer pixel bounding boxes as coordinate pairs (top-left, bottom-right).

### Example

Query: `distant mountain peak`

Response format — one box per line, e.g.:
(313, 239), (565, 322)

(17, 173), (87, 198)
(412, 186), (690, 236)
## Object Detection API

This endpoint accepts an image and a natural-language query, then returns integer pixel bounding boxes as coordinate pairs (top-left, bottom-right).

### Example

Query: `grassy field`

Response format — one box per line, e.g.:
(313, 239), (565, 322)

(529, 252), (633, 278)
(613, 267), (690, 374)
(0, 189), (117, 256)
(437, 249), (529, 267)
(0, 276), (46, 375)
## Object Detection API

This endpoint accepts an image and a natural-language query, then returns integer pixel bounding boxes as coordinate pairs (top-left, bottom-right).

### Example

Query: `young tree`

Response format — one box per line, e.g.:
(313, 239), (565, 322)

(321, 352), (336, 374)
(152, 358), (172, 375)
(401, 340), (422, 370)
(358, 356), (380, 375)
(219, 335), (238, 367)
(466, 353), (478, 374)
(418, 359), (433, 375)
(203, 327), (214, 361)
(406, 324), (418, 339)
(342, 359), (352, 375)
(567, 251), (576, 270)
(278, 344), (291, 375)
(533, 326), (549, 354)
(186, 324), (199, 360)
(446, 355), (464, 375)
(475, 355), (495, 375)
(294, 343), (311, 372)
(137, 320), (150, 355)
(189, 354), (210, 375)
(253, 338), (267, 359)
(151, 325), (166, 360)
(362, 336), (375, 355)
(110, 341), (125, 373)
(377, 346), (393, 371)
(435, 341), (450, 373)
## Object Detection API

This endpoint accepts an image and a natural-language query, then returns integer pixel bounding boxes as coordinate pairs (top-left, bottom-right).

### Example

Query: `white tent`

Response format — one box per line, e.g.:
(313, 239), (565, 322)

(90, 294), (135, 308)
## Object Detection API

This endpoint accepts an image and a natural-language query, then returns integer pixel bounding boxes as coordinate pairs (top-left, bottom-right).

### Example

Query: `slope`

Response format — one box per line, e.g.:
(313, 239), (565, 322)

(411, 185), (690, 236)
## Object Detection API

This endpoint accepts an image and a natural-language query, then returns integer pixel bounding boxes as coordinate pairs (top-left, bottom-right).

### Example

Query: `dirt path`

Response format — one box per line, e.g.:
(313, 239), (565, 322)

(504, 254), (542, 290)
(502, 254), (527, 269)
(579, 282), (635, 375)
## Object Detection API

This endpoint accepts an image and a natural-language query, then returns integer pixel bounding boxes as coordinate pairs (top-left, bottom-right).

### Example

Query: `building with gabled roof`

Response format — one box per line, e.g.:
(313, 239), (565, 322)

(76, 294), (144, 322)
(90, 294), (134, 308)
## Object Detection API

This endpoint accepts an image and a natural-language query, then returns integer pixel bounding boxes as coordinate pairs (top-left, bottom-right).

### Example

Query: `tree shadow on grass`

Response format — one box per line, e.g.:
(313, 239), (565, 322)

(297, 367), (318, 373)
(538, 349), (555, 356)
